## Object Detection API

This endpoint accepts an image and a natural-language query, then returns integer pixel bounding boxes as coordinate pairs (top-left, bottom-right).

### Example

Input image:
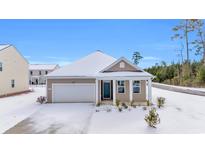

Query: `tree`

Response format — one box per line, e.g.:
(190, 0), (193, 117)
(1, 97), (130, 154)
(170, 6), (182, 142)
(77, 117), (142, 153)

(197, 66), (205, 82)
(132, 51), (143, 65)
(171, 19), (195, 63)
(191, 19), (205, 65)
(144, 108), (160, 128)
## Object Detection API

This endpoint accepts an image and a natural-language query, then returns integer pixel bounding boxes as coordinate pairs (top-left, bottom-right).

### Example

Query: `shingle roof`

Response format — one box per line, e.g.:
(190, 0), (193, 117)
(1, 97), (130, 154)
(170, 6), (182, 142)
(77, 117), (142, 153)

(47, 51), (153, 78)
(29, 64), (59, 70)
(47, 51), (116, 77)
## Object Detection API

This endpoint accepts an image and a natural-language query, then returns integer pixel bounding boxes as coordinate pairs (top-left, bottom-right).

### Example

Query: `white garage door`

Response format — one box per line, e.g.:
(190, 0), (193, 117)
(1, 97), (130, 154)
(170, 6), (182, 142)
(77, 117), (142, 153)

(52, 83), (96, 103)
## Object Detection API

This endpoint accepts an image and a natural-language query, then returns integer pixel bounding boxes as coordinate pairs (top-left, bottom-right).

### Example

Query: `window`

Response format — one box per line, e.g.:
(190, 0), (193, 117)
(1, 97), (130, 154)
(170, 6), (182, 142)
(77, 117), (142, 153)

(45, 71), (48, 75)
(30, 71), (33, 75)
(39, 71), (41, 75)
(119, 62), (125, 68)
(0, 62), (2, 71)
(117, 80), (125, 93)
(11, 80), (15, 88)
(133, 81), (141, 93)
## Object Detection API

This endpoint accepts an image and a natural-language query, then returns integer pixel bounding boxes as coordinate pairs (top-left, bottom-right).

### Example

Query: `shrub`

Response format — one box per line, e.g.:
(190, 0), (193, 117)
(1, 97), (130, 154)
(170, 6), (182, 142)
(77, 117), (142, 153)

(146, 100), (150, 106)
(143, 106), (147, 110)
(144, 108), (160, 128)
(115, 99), (120, 107)
(157, 97), (165, 108)
(36, 96), (47, 104)
(122, 103), (128, 109)
(118, 105), (123, 112)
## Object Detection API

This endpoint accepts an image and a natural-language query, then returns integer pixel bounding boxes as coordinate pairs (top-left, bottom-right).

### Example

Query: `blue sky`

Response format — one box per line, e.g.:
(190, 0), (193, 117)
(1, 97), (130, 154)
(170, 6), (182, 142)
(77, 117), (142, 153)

(0, 19), (201, 68)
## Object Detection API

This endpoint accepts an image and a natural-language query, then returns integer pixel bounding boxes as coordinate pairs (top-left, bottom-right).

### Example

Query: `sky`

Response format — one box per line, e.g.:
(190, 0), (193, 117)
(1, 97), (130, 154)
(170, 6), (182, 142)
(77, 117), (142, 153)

(0, 19), (202, 68)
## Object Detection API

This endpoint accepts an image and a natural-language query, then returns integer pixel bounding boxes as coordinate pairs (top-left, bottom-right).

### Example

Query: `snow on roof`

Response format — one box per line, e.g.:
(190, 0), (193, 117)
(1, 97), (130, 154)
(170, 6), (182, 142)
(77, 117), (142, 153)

(97, 71), (153, 78)
(29, 64), (59, 70)
(47, 51), (153, 78)
(47, 51), (116, 77)
(0, 44), (10, 51)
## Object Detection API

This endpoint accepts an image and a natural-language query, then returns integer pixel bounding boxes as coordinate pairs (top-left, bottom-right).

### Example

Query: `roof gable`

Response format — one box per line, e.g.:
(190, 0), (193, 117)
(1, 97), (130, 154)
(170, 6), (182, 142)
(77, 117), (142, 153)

(100, 57), (142, 73)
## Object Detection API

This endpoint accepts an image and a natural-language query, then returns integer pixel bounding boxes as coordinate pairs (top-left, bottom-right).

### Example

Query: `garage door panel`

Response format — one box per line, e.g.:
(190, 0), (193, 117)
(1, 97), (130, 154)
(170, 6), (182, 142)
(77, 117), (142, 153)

(52, 84), (95, 103)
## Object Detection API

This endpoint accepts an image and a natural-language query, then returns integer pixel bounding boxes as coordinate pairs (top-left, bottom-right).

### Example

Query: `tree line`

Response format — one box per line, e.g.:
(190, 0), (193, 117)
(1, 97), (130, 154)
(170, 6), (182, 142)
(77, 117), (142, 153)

(133, 19), (205, 87)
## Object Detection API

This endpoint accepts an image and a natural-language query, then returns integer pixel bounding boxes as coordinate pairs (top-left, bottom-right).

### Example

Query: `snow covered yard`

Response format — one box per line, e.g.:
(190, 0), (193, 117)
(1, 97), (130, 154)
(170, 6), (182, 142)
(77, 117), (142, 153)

(3, 86), (205, 134)
(0, 87), (45, 133)
(88, 87), (205, 133)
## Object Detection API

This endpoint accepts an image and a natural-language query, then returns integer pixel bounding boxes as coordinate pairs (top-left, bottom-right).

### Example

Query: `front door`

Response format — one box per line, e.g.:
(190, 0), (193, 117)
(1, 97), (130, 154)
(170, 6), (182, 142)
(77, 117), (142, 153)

(103, 81), (111, 99)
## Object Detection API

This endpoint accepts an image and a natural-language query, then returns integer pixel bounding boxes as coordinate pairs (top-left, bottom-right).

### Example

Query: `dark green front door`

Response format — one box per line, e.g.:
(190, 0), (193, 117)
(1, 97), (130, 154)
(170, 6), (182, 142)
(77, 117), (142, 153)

(103, 81), (111, 99)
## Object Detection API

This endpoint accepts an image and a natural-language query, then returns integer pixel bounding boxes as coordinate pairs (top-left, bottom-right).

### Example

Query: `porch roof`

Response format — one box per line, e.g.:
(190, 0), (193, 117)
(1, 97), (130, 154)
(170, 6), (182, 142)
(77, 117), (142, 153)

(96, 71), (154, 80)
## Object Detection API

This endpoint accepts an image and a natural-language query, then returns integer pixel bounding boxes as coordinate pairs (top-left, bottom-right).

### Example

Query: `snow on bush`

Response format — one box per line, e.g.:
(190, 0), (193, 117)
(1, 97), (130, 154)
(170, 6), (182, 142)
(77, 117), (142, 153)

(157, 97), (166, 108)
(144, 107), (160, 128)
(36, 96), (47, 104)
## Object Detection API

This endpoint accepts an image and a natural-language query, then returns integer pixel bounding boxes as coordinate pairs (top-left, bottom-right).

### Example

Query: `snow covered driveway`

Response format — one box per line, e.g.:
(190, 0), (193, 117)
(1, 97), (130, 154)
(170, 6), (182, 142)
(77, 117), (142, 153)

(0, 87), (45, 133)
(5, 103), (94, 134)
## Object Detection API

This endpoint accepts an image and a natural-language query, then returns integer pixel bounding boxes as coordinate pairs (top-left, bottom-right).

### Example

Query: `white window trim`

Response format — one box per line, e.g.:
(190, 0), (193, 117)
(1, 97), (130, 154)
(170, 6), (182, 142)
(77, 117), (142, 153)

(133, 80), (141, 94)
(117, 80), (125, 94)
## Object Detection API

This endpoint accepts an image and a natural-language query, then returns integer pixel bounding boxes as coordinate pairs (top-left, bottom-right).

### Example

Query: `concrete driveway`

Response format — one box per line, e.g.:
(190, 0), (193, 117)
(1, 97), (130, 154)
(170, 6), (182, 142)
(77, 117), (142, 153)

(5, 103), (94, 134)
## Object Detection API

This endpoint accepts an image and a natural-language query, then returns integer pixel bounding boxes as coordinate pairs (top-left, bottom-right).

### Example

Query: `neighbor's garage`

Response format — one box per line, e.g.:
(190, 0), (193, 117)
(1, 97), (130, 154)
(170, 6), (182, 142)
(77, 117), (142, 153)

(47, 79), (96, 103)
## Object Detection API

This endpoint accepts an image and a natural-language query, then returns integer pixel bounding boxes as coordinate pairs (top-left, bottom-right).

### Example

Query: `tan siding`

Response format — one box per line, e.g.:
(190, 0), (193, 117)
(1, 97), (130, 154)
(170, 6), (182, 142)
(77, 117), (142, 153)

(115, 80), (146, 103)
(0, 46), (29, 96)
(47, 78), (95, 103)
(133, 80), (146, 102)
(116, 80), (130, 102)
(105, 60), (137, 72)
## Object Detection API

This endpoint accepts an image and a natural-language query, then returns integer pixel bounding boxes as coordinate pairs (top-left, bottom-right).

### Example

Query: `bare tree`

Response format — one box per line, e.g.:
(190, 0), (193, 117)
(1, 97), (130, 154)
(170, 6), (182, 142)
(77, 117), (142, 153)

(171, 19), (195, 63)
(191, 19), (205, 65)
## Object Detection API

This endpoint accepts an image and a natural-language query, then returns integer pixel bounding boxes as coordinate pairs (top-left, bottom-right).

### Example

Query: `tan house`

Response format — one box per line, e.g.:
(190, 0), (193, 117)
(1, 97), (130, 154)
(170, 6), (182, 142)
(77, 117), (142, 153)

(46, 51), (154, 105)
(29, 64), (59, 85)
(0, 44), (29, 97)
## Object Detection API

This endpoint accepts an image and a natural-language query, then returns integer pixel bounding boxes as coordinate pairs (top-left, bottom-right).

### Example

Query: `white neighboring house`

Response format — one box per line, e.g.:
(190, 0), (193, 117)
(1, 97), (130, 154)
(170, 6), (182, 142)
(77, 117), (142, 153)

(0, 44), (29, 97)
(29, 64), (60, 85)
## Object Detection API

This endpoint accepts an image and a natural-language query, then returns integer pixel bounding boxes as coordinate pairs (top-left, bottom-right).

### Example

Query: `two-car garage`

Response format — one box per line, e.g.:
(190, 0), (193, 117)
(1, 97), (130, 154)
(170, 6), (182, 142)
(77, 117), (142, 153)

(47, 79), (96, 103)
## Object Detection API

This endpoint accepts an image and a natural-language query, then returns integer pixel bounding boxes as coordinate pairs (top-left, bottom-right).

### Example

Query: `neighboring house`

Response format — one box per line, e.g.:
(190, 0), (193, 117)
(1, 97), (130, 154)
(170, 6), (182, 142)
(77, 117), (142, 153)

(0, 44), (29, 97)
(29, 64), (60, 85)
(46, 51), (154, 105)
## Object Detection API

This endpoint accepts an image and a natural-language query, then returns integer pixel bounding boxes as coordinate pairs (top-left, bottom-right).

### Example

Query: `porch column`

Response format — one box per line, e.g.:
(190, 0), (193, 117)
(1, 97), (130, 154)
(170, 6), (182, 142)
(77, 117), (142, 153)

(113, 80), (116, 105)
(148, 79), (152, 103)
(129, 80), (133, 102)
(95, 79), (98, 104)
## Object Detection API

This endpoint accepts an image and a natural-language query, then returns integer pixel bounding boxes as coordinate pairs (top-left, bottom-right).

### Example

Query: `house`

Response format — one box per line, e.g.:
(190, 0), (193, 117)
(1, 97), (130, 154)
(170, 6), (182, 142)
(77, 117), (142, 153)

(29, 64), (60, 85)
(46, 51), (154, 105)
(0, 44), (29, 97)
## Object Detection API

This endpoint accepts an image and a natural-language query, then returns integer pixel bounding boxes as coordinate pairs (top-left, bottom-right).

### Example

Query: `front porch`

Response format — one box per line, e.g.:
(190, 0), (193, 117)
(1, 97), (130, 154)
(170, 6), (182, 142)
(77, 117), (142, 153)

(95, 77), (152, 105)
